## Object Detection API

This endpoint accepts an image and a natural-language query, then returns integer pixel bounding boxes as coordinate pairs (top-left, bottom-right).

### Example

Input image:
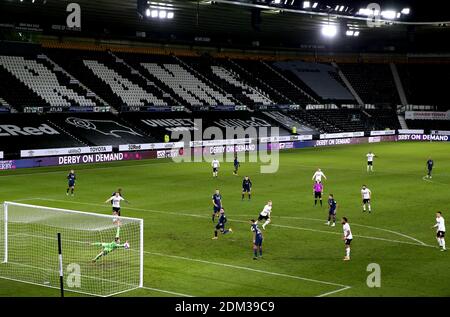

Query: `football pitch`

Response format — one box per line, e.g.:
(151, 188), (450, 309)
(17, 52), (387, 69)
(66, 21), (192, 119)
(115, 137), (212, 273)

(0, 141), (449, 297)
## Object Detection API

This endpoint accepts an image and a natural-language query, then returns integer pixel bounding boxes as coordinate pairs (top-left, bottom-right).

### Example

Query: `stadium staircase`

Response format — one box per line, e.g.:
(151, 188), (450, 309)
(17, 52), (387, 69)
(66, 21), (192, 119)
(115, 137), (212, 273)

(118, 53), (189, 108)
(397, 114), (409, 129)
(38, 54), (108, 107)
(45, 119), (89, 146)
(331, 62), (364, 106)
(262, 111), (317, 135)
(179, 55), (270, 107)
(171, 54), (240, 106)
(106, 51), (177, 107)
(390, 63), (408, 106)
(222, 58), (289, 105)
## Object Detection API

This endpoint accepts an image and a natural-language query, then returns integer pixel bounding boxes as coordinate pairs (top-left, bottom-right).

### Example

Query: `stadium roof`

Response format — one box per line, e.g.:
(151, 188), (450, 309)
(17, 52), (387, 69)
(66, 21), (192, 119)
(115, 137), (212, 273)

(1, 0), (450, 52)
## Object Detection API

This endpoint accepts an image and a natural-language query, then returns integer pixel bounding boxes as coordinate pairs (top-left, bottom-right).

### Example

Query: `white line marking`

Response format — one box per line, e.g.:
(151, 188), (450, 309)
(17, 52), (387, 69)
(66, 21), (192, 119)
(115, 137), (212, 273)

(0, 275), (192, 298)
(235, 214), (428, 246)
(316, 286), (352, 297)
(141, 286), (194, 297)
(422, 176), (449, 186)
(11, 197), (42, 203)
(33, 198), (436, 248)
(145, 251), (350, 292)
(0, 276), (108, 297)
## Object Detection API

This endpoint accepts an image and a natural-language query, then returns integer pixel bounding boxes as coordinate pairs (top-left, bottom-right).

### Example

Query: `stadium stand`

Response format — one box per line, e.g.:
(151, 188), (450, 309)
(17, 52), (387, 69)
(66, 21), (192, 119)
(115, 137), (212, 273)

(178, 55), (273, 106)
(307, 108), (370, 132)
(0, 43), (421, 152)
(272, 61), (355, 103)
(405, 120), (450, 131)
(221, 58), (313, 105)
(338, 63), (401, 105)
(396, 63), (450, 109)
(45, 49), (169, 110)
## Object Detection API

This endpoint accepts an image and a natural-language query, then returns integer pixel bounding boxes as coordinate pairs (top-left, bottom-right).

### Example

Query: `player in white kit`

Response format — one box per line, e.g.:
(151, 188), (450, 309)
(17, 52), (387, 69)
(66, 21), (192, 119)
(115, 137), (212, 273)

(258, 201), (273, 230)
(105, 192), (129, 224)
(341, 217), (353, 261)
(312, 168), (327, 182)
(432, 211), (446, 251)
(212, 158), (220, 178)
(361, 185), (372, 213)
(366, 151), (375, 172)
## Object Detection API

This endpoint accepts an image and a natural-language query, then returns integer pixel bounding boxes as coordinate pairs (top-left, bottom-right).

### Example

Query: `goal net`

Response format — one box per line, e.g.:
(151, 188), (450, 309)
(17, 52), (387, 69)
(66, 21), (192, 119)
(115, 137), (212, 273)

(0, 202), (143, 297)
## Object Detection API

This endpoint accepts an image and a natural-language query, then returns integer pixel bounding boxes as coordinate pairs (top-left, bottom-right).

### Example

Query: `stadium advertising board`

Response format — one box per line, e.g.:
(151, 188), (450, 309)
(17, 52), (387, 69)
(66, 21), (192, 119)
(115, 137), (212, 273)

(156, 149), (184, 159)
(398, 129), (425, 134)
(320, 132), (364, 139)
(431, 130), (450, 136)
(0, 151), (157, 170)
(397, 134), (449, 141)
(259, 135), (313, 143)
(195, 143), (258, 155)
(0, 160), (15, 170)
(2, 134), (449, 170)
(20, 146), (113, 158)
(405, 111), (450, 120)
(119, 142), (184, 152)
(370, 130), (396, 136)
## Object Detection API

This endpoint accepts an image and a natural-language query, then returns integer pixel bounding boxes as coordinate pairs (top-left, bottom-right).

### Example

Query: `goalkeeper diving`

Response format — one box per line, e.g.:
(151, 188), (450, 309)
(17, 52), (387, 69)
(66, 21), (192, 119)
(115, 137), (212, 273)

(90, 224), (129, 263)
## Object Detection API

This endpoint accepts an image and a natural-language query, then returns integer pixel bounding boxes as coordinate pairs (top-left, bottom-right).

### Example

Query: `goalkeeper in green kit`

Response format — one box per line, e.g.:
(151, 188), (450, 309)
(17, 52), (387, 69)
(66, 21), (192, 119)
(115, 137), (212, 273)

(91, 225), (129, 263)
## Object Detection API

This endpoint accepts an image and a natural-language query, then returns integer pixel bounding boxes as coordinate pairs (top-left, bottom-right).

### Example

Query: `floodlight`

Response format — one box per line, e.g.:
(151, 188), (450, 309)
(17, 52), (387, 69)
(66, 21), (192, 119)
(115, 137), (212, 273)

(322, 25), (337, 37)
(159, 10), (167, 18)
(401, 8), (410, 15)
(381, 10), (397, 20)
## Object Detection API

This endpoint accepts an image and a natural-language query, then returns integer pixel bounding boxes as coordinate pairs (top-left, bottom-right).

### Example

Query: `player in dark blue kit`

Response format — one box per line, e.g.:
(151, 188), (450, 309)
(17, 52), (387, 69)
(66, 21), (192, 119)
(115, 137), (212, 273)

(325, 194), (338, 227)
(212, 189), (223, 222)
(233, 155), (240, 176)
(242, 176), (252, 201)
(250, 219), (263, 260)
(212, 208), (232, 239)
(426, 157), (434, 179)
(66, 170), (76, 196)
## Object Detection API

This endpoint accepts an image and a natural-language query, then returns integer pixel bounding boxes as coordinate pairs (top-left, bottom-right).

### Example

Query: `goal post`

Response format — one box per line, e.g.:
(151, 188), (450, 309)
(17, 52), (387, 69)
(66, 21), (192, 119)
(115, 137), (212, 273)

(0, 201), (144, 297)
(1, 202), (7, 264)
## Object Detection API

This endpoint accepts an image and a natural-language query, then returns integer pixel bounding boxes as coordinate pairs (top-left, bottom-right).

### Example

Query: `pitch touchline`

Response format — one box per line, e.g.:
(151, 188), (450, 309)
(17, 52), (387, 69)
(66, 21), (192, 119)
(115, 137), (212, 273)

(29, 198), (436, 248)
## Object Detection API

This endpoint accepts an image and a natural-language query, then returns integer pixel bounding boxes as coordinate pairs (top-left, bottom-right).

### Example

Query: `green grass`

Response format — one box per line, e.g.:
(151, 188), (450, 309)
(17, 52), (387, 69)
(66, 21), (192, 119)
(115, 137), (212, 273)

(0, 141), (449, 297)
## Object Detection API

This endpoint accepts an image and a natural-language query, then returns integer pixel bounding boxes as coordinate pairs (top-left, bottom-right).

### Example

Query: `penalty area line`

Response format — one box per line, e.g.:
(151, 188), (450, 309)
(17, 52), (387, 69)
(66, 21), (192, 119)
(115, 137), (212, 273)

(422, 176), (449, 186)
(315, 286), (352, 298)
